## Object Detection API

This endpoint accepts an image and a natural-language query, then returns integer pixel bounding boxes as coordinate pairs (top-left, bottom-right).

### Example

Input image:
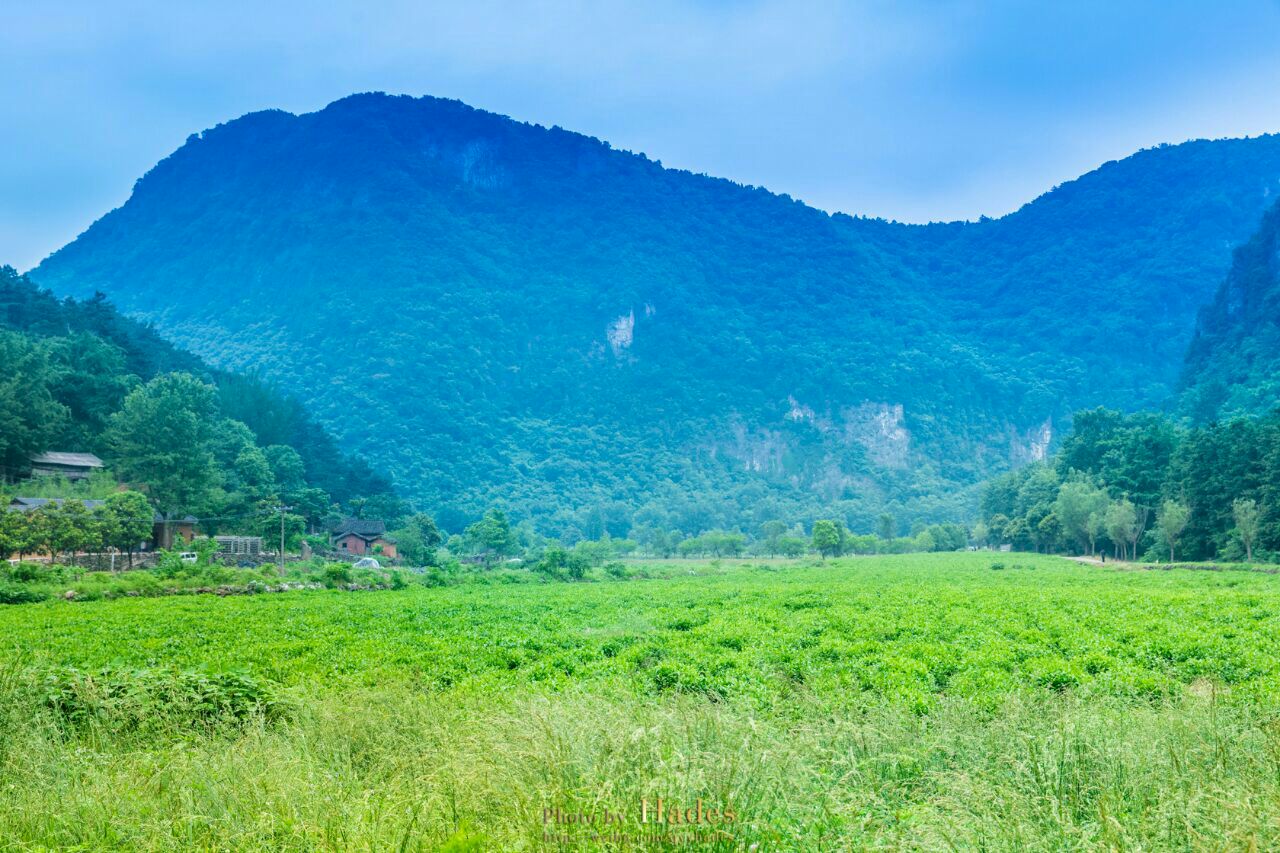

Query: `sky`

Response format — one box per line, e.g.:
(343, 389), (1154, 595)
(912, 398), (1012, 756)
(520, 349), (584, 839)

(4, 0), (1280, 270)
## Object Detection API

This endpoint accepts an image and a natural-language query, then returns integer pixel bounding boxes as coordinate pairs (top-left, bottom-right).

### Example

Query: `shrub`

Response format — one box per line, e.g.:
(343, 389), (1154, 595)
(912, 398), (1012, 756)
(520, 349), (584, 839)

(0, 584), (48, 605)
(39, 667), (294, 733)
(565, 554), (589, 581)
(321, 564), (353, 587)
(5, 562), (58, 584)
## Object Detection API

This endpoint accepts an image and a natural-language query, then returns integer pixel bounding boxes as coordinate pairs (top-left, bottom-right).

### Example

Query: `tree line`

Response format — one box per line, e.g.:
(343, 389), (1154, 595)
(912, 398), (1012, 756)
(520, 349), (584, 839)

(980, 407), (1280, 562)
(396, 507), (972, 572)
(0, 492), (153, 566)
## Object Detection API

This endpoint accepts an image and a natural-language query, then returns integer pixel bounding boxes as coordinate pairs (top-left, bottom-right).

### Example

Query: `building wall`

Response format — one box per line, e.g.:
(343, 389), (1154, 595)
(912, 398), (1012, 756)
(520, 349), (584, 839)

(334, 534), (397, 558)
(335, 533), (369, 555)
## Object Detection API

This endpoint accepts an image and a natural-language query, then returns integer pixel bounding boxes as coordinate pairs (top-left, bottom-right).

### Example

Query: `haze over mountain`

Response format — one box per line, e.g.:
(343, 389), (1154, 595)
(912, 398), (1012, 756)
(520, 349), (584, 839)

(30, 93), (1280, 536)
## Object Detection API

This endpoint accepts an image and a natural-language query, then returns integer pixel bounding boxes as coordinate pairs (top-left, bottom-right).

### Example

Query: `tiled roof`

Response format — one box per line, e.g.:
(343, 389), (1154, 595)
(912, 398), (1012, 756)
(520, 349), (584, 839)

(30, 452), (104, 468)
(8, 497), (106, 511)
(331, 518), (388, 538)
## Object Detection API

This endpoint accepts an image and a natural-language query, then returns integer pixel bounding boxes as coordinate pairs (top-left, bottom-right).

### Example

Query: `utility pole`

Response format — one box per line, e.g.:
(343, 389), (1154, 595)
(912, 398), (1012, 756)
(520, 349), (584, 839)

(274, 505), (293, 573)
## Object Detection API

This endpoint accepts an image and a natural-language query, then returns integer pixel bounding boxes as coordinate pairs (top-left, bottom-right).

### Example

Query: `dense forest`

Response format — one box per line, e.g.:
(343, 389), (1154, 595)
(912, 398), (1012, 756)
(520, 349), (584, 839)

(30, 93), (1280, 537)
(981, 202), (1280, 565)
(978, 406), (1280, 562)
(1182, 196), (1280, 423)
(0, 266), (400, 538)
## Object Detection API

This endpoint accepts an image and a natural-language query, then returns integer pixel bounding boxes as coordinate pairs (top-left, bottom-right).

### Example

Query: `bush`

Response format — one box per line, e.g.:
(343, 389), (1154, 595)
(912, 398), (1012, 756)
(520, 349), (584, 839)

(321, 564), (353, 587)
(566, 555), (588, 581)
(5, 562), (59, 584)
(604, 561), (628, 580)
(39, 667), (294, 733)
(0, 584), (49, 605)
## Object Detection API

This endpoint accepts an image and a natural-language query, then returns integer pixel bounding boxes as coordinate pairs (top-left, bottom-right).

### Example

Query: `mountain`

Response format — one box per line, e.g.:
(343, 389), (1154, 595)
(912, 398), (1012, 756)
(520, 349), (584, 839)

(1181, 197), (1280, 423)
(28, 93), (1280, 536)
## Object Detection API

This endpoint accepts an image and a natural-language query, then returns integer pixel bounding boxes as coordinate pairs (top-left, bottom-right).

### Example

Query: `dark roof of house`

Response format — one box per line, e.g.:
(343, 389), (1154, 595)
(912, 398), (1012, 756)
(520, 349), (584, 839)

(153, 514), (200, 524)
(331, 518), (387, 539)
(8, 497), (106, 511)
(30, 452), (104, 469)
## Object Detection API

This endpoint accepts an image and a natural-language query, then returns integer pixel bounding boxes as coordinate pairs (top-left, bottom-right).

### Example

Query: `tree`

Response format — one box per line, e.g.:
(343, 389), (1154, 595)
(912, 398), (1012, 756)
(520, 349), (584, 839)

(775, 535), (807, 558)
(1129, 504), (1151, 561)
(1104, 498), (1138, 560)
(106, 373), (221, 515)
(105, 490), (154, 567)
(877, 513), (896, 541)
(970, 521), (989, 549)
(1032, 513), (1061, 554)
(465, 508), (518, 565)
(1158, 500), (1191, 562)
(1054, 481), (1109, 555)
(573, 539), (612, 567)
(56, 500), (99, 566)
(986, 514), (1010, 546)
(0, 510), (23, 560)
(264, 444), (307, 493)
(392, 512), (444, 565)
(759, 519), (788, 557)
(2, 511), (39, 561)
(254, 504), (306, 553)
(1084, 510), (1105, 558)
(0, 332), (70, 474)
(649, 528), (678, 558)
(811, 520), (841, 560)
(1233, 498), (1261, 563)
(700, 529), (746, 557)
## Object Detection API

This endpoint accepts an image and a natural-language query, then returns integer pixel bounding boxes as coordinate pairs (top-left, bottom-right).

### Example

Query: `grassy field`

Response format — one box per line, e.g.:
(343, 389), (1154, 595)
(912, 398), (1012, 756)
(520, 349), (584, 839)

(3, 552), (1280, 849)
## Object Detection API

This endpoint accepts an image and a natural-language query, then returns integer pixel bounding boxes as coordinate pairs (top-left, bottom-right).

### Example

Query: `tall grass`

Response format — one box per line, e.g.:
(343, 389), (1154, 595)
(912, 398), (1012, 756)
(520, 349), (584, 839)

(2, 680), (1279, 850)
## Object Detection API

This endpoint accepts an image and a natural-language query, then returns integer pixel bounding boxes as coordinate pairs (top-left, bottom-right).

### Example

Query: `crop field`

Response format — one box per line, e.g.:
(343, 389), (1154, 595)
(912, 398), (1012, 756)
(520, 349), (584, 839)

(4, 552), (1280, 849)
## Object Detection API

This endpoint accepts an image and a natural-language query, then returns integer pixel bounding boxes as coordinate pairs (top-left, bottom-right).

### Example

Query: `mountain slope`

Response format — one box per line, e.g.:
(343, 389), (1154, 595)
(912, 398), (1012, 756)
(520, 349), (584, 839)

(0, 265), (393, 508)
(1181, 197), (1280, 422)
(30, 93), (1280, 534)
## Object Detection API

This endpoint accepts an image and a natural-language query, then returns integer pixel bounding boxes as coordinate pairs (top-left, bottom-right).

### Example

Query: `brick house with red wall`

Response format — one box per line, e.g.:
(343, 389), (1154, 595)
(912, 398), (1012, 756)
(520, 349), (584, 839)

(330, 518), (398, 559)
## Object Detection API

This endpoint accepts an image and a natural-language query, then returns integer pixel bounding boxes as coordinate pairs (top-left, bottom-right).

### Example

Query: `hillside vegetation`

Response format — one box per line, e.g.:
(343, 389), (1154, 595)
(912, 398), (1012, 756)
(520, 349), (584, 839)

(31, 94), (1280, 535)
(1182, 196), (1280, 422)
(0, 266), (398, 534)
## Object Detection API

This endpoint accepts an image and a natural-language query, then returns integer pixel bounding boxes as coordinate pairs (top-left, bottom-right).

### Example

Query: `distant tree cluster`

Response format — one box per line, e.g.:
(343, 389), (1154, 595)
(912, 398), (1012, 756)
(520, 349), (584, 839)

(980, 407), (1280, 562)
(431, 506), (970, 574)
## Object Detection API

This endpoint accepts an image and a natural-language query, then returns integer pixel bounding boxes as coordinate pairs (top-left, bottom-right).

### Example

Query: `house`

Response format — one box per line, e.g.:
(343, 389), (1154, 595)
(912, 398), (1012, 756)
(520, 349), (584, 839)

(152, 514), (199, 550)
(8, 497), (106, 512)
(330, 518), (398, 559)
(29, 452), (104, 481)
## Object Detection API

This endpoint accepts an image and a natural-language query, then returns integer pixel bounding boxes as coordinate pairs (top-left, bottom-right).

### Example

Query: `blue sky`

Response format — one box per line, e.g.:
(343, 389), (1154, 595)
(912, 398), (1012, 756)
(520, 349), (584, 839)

(3, 1), (1280, 270)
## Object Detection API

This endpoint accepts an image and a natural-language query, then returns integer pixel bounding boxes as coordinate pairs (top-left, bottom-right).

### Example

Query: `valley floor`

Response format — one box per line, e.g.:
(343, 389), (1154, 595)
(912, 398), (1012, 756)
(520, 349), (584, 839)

(2, 552), (1279, 850)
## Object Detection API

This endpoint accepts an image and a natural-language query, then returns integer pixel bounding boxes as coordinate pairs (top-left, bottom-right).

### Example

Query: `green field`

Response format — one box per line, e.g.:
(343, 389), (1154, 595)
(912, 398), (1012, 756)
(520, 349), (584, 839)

(4, 552), (1280, 849)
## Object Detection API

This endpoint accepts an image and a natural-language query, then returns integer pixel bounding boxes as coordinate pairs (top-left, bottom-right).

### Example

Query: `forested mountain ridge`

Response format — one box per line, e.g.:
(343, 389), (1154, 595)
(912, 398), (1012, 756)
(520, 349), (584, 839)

(1181, 197), (1280, 422)
(29, 93), (1280, 536)
(0, 266), (395, 517)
